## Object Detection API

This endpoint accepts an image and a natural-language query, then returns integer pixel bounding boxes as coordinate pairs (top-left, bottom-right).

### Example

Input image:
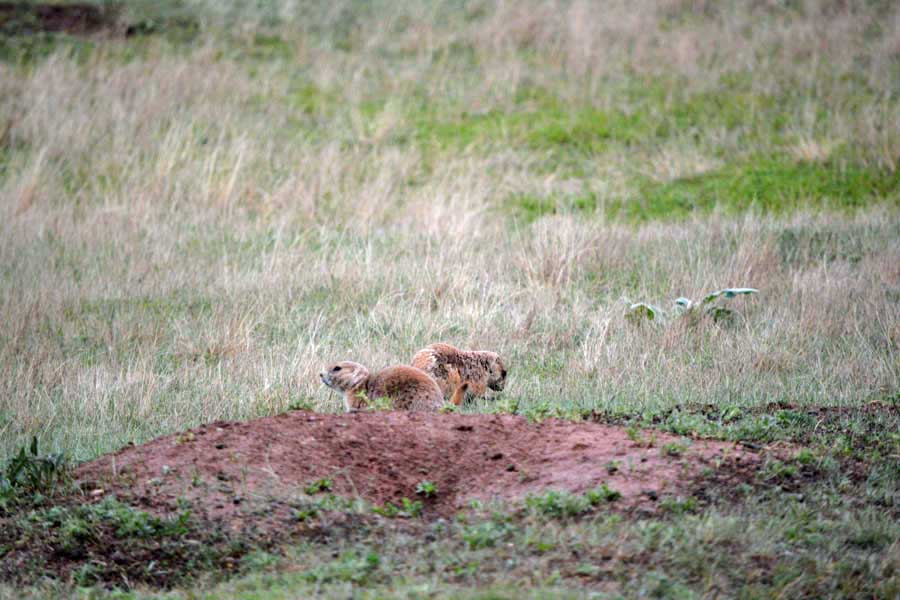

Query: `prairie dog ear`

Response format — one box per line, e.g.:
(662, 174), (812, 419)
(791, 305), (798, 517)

(336, 361), (368, 387)
(348, 364), (369, 389)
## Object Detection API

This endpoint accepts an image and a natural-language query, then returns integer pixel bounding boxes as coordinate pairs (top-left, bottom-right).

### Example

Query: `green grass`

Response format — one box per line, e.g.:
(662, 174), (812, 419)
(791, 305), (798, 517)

(505, 191), (599, 223)
(509, 157), (899, 223)
(412, 74), (790, 155)
(414, 98), (649, 154)
(617, 156), (900, 221)
(0, 494), (232, 589)
(9, 475), (892, 598)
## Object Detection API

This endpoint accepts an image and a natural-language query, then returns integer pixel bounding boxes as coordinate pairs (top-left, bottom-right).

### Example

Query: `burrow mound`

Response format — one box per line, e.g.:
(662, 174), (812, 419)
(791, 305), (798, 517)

(77, 410), (763, 528)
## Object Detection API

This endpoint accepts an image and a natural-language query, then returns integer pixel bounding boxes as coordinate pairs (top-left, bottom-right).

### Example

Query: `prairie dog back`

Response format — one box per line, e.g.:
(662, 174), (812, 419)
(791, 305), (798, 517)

(412, 343), (507, 404)
(320, 361), (443, 411)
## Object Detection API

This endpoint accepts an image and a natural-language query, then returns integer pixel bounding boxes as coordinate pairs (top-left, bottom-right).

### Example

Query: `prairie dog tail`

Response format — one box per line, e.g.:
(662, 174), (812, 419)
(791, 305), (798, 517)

(450, 382), (469, 406)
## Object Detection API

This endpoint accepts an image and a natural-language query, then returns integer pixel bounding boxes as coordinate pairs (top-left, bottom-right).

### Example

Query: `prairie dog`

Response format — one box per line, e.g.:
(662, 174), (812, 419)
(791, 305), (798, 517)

(412, 343), (507, 405)
(319, 361), (444, 412)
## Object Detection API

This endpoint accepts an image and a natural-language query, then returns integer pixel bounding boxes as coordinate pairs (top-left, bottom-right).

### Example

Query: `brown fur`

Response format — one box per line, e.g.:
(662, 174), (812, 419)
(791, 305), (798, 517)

(411, 343), (507, 405)
(319, 361), (444, 412)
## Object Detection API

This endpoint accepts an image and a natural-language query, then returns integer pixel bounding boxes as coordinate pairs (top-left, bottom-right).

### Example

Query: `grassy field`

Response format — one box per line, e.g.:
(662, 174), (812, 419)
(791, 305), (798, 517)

(0, 0), (898, 597)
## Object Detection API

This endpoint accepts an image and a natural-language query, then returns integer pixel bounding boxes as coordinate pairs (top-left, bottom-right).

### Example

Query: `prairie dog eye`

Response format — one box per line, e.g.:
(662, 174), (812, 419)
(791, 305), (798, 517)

(332, 366), (342, 372)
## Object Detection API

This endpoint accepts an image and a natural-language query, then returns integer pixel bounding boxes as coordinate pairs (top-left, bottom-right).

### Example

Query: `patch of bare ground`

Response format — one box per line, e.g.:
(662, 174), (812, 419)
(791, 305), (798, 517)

(0, 2), (119, 36)
(76, 411), (763, 527)
(0, 2), (197, 38)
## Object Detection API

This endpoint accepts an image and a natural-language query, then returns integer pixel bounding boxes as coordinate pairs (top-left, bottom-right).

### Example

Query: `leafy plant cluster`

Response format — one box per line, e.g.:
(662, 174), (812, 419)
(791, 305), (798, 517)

(304, 478), (333, 495)
(24, 496), (194, 551)
(1, 493), (267, 588)
(299, 550), (383, 586)
(461, 518), (514, 549)
(373, 497), (423, 518)
(525, 486), (621, 519)
(292, 492), (357, 522)
(0, 437), (69, 513)
(352, 391), (394, 411)
(415, 480), (438, 497)
(628, 287), (758, 323)
(495, 398), (593, 423)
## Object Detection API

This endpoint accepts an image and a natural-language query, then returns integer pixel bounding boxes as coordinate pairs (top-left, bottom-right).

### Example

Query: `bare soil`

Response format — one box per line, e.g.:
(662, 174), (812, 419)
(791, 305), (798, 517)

(1, 411), (789, 588)
(0, 2), (119, 36)
(0, 2), (197, 38)
(77, 410), (762, 527)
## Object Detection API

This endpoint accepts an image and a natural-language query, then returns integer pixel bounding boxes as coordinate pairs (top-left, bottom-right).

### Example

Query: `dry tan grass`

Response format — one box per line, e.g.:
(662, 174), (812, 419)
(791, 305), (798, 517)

(0, 0), (897, 461)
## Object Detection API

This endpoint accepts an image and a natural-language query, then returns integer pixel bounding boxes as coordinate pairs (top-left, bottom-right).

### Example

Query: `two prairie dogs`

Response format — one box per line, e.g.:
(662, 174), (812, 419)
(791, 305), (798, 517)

(319, 342), (508, 412)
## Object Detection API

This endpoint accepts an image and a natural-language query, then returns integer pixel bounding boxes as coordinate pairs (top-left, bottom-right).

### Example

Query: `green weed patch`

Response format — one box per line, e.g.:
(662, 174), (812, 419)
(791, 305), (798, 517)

(0, 495), (255, 588)
(610, 157), (898, 221)
(414, 95), (649, 154)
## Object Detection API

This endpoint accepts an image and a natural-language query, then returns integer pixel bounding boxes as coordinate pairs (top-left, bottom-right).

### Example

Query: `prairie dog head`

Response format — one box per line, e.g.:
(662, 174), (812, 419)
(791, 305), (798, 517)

(319, 361), (369, 393)
(484, 353), (507, 392)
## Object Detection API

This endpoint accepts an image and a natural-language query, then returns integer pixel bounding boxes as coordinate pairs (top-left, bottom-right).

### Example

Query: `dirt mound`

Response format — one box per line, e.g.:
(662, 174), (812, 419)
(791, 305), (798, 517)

(76, 411), (762, 528)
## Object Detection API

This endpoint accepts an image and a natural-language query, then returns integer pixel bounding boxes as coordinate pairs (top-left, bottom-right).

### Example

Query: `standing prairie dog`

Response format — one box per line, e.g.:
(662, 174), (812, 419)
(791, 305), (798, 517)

(412, 343), (507, 405)
(319, 361), (444, 412)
